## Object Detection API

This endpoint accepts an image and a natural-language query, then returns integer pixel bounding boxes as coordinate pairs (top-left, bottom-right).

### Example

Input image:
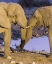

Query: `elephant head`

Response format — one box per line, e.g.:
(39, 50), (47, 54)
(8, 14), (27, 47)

(28, 9), (43, 27)
(6, 3), (27, 28)
(0, 3), (27, 39)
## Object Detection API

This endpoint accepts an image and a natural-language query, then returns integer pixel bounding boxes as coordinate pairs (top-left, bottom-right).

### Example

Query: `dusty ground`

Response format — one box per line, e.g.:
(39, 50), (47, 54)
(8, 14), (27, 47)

(0, 51), (52, 64)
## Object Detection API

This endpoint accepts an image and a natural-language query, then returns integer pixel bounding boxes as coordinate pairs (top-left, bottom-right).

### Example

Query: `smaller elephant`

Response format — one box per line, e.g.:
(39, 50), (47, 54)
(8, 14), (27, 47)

(21, 6), (52, 58)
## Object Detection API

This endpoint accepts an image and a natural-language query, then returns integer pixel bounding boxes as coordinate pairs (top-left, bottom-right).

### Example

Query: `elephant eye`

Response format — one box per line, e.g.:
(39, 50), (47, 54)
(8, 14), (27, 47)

(9, 15), (12, 17)
(15, 15), (17, 18)
(11, 15), (15, 18)
(13, 16), (14, 17)
(33, 15), (36, 17)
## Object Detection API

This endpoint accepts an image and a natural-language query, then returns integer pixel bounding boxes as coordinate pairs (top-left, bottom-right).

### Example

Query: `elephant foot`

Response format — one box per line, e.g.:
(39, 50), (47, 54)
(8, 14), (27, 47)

(20, 40), (25, 52)
(16, 45), (28, 53)
(16, 45), (21, 52)
(4, 54), (12, 60)
(16, 40), (25, 52)
(4, 52), (11, 58)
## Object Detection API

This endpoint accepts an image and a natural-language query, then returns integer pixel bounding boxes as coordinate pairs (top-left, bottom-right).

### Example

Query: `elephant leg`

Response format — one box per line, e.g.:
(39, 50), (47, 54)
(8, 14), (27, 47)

(20, 28), (26, 51)
(48, 25), (52, 58)
(20, 27), (33, 51)
(4, 28), (11, 57)
(25, 27), (33, 43)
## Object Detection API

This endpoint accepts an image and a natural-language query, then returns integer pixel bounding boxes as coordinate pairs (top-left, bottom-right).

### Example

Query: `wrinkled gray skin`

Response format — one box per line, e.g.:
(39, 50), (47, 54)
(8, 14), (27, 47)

(0, 2), (27, 57)
(23, 6), (52, 58)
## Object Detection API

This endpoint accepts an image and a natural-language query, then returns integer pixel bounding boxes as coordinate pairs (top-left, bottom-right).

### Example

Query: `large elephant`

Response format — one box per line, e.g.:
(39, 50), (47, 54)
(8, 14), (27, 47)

(22, 6), (52, 58)
(0, 2), (27, 57)
(6, 3), (28, 52)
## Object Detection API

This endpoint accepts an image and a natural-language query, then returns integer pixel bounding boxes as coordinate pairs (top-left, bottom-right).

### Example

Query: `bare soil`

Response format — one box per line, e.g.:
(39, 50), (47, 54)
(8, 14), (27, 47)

(0, 52), (52, 64)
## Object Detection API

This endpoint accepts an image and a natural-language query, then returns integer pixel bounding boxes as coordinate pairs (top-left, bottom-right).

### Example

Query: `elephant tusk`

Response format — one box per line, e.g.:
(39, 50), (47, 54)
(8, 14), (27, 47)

(26, 26), (30, 28)
(21, 26), (30, 29)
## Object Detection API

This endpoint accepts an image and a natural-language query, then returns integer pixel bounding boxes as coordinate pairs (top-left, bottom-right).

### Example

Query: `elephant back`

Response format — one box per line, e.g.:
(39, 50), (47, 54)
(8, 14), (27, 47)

(0, 15), (11, 28)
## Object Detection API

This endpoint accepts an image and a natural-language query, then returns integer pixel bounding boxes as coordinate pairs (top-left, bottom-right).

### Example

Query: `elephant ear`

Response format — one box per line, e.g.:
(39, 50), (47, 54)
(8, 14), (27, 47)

(43, 12), (52, 27)
(0, 15), (11, 28)
(6, 3), (16, 17)
(38, 7), (52, 27)
(0, 2), (8, 10)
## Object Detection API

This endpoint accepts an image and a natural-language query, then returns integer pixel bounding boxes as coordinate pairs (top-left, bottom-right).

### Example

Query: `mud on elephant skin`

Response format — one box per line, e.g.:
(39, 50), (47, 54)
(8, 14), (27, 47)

(23, 6), (52, 58)
(0, 2), (27, 57)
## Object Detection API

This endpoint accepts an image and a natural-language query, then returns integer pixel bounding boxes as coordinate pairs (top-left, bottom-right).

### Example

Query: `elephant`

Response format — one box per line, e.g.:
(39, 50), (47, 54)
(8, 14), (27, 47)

(21, 6), (52, 58)
(6, 3), (28, 52)
(0, 2), (27, 57)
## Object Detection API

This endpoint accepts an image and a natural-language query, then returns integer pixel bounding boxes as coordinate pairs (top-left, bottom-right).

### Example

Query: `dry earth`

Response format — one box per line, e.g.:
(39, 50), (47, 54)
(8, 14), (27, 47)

(0, 51), (52, 64)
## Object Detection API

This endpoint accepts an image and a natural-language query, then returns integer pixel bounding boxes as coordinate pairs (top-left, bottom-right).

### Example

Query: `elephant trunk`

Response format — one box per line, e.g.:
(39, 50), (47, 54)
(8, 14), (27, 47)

(20, 25), (27, 51)
(20, 27), (33, 51)
(24, 17), (37, 43)
(16, 17), (27, 29)
(28, 17), (37, 28)
(25, 27), (33, 43)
